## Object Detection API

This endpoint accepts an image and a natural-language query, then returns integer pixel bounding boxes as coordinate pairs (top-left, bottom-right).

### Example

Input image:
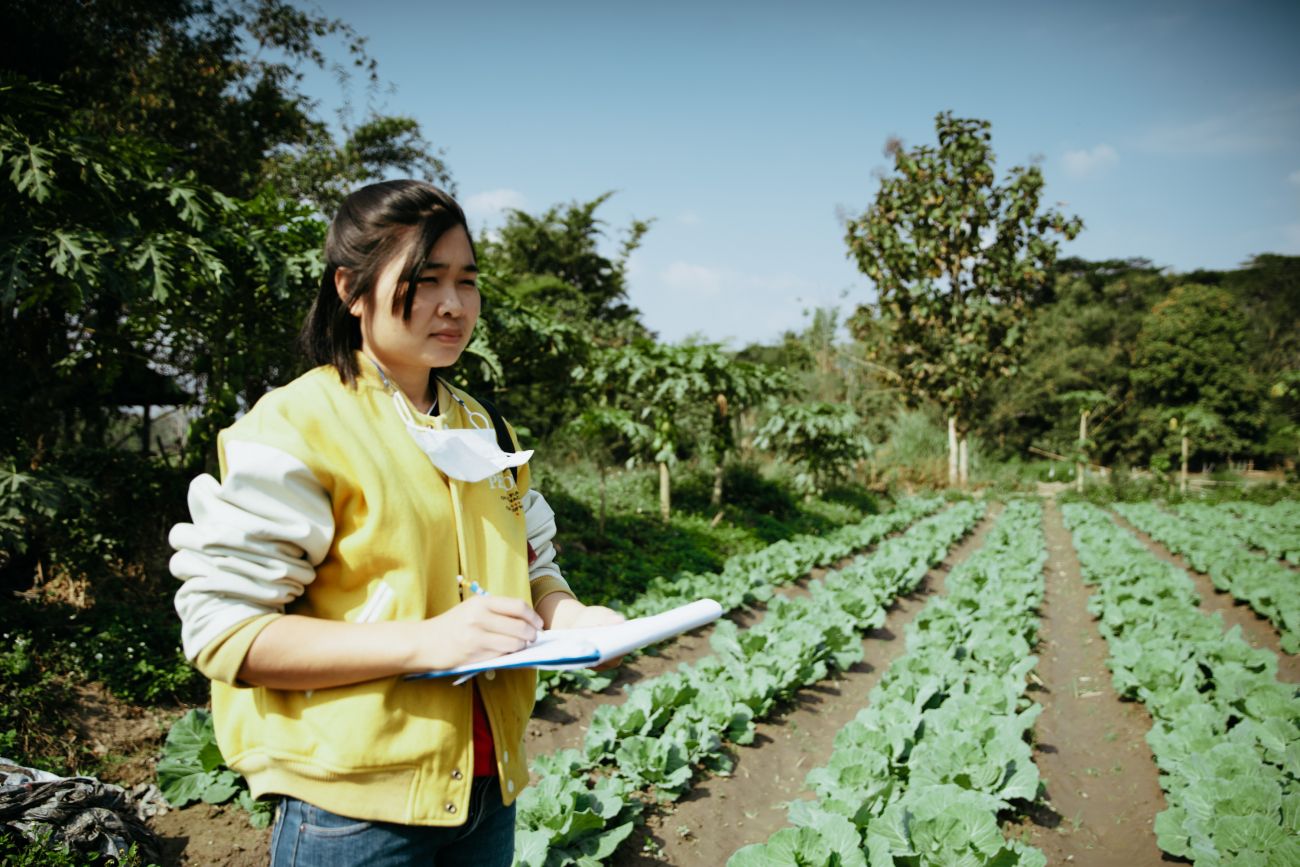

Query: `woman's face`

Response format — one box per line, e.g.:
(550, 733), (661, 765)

(349, 225), (480, 387)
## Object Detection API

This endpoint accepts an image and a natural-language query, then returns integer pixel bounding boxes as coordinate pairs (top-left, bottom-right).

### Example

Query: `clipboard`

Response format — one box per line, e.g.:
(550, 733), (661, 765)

(407, 598), (723, 685)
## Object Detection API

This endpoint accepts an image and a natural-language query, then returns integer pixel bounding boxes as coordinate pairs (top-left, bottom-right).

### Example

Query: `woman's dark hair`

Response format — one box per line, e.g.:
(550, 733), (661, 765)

(300, 180), (477, 385)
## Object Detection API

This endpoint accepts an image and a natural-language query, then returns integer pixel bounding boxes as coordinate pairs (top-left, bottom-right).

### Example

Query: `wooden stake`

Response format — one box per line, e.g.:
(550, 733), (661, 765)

(1181, 435), (1189, 494)
(958, 435), (969, 488)
(659, 460), (672, 522)
(948, 416), (958, 487)
(1077, 409), (1089, 494)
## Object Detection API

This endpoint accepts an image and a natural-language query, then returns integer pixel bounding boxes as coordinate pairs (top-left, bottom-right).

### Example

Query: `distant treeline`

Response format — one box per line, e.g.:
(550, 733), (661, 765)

(984, 255), (1299, 471)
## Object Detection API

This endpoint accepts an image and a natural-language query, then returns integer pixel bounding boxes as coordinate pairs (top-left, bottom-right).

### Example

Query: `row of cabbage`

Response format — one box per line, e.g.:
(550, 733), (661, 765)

(1185, 501), (1299, 566)
(1113, 502), (1300, 654)
(1063, 502), (1299, 866)
(513, 501), (986, 866)
(1228, 499), (1300, 535)
(622, 497), (946, 618)
(729, 500), (1049, 867)
(538, 497), (944, 698)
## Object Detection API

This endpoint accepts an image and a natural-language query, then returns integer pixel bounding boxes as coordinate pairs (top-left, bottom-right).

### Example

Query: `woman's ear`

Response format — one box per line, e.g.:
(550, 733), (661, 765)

(334, 268), (363, 317)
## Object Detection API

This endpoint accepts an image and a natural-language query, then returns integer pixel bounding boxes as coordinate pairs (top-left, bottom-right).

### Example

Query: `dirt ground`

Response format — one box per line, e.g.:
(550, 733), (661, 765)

(63, 497), (1297, 865)
(1017, 500), (1166, 866)
(610, 505), (1001, 866)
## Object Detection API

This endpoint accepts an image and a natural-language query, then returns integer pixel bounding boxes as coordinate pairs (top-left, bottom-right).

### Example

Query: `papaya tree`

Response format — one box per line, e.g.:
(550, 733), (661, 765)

(845, 112), (1082, 486)
(754, 403), (871, 496)
(557, 407), (651, 533)
(579, 341), (785, 522)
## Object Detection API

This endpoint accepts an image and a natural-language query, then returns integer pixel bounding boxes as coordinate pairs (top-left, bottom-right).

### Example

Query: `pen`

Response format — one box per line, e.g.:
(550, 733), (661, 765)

(457, 575), (489, 596)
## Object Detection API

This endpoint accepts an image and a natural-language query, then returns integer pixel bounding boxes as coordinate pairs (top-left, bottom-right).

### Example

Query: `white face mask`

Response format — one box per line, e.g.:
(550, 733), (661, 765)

(391, 390), (532, 483)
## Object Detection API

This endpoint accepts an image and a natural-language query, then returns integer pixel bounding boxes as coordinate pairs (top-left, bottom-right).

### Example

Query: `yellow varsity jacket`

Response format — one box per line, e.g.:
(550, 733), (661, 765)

(169, 355), (573, 825)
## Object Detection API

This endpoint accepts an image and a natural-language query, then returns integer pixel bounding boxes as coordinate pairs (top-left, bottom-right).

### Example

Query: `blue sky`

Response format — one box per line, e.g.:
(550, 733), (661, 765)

(296, 0), (1300, 345)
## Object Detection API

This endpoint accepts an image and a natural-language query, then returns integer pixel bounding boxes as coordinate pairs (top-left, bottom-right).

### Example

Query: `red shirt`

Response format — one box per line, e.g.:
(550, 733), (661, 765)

(471, 684), (496, 776)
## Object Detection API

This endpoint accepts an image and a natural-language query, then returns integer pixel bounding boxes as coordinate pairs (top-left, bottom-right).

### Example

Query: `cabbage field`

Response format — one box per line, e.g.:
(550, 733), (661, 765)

(503, 495), (1299, 867)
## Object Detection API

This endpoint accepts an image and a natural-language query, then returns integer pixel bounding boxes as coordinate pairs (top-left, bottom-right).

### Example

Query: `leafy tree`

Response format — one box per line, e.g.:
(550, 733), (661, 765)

(578, 342), (785, 521)
(460, 194), (657, 443)
(1, 0), (451, 465)
(754, 403), (872, 496)
(1130, 283), (1266, 467)
(451, 272), (594, 443)
(556, 407), (651, 533)
(845, 112), (1082, 486)
(0, 0), (447, 204)
(485, 193), (652, 334)
(982, 259), (1169, 465)
(0, 80), (235, 460)
(1, 0), (451, 583)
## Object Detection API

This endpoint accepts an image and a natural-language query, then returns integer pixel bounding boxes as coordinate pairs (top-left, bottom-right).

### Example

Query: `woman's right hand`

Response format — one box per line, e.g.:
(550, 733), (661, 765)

(402, 595), (544, 673)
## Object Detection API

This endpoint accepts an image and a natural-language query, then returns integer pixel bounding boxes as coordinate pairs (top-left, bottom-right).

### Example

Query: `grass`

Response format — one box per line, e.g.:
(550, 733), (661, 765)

(532, 459), (880, 606)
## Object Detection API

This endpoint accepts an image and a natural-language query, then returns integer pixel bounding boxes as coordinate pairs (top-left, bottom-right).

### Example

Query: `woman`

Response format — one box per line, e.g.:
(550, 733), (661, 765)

(170, 180), (622, 865)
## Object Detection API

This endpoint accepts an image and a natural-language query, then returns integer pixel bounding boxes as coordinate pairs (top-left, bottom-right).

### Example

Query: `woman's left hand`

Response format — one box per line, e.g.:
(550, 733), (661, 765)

(539, 596), (627, 670)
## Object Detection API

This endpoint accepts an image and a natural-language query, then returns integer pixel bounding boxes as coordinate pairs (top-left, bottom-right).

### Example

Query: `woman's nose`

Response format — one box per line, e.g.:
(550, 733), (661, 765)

(433, 285), (463, 317)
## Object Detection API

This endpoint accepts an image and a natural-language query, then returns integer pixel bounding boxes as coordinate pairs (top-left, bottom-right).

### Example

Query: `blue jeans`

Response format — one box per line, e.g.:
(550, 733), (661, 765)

(268, 777), (515, 866)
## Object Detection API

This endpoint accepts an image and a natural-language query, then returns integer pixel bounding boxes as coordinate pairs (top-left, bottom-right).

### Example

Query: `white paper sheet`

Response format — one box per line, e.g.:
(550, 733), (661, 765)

(407, 598), (723, 683)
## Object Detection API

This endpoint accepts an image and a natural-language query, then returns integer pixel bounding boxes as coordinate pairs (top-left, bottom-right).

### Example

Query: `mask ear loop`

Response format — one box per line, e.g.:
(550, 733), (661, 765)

(432, 375), (492, 430)
(391, 390), (418, 427)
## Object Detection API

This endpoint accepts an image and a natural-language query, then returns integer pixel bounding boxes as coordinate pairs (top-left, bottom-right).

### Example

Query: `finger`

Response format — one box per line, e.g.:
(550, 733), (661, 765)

(483, 594), (544, 629)
(479, 612), (539, 645)
(479, 631), (534, 655)
(461, 633), (530, 663)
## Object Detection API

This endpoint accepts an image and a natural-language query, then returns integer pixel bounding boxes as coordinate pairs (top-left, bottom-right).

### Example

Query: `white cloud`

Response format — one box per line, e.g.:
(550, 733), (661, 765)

(463, 188), (527, 226)
(631, 259), (843, 344)
(677, 211), (701, 226)
(1288, 170), (1300, 188)
(1062, 144), (1119, 178)
(1134, 92), (1300, 156)
(662, 261), (727, 295)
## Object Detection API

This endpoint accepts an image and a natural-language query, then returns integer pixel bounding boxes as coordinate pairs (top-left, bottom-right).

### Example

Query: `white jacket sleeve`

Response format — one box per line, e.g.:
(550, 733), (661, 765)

(523, 488), (567, 586)
(170, 440), (334, 661)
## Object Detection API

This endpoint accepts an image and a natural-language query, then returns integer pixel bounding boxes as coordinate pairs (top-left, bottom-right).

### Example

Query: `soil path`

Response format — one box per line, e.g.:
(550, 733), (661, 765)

(610, 504), (1001, 867)
(1018, 499), (1166, 866)
(1108, 510), (1300, 682)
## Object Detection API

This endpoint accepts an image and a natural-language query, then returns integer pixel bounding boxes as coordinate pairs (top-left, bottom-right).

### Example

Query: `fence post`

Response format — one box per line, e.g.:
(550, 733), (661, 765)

(1180, 435), (1189, 493)
(1076, 409), (1089, 493)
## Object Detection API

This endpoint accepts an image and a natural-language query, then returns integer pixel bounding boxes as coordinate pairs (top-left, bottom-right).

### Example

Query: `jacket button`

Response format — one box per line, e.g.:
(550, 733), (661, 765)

(503, 751), (510, 763)
(445, 802), (457, 814)
(451, 769), (463, 780)
(485, 670), (496, 680)
(507, 779), (516, 794)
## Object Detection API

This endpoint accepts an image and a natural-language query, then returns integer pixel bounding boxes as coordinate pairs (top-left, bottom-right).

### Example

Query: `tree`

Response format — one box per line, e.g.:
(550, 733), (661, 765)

(1, 1), (450, 586)
(485, 193), (652, 334)
(753, 403), (871, 496)
(981, 259), (1168, 466)
(1130, 283), (1266, 467)
(557, 407), (651, 533)
(0, 0), (447, 205)
(578, 342), (785, 522)
(464, 194), (655, 443)
(845, 112), (1082, 486)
